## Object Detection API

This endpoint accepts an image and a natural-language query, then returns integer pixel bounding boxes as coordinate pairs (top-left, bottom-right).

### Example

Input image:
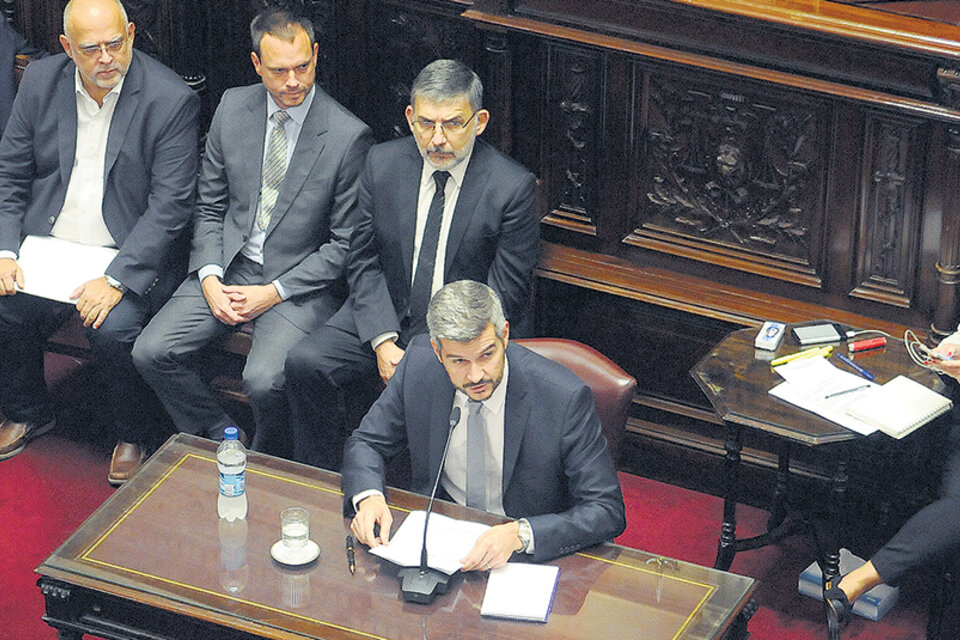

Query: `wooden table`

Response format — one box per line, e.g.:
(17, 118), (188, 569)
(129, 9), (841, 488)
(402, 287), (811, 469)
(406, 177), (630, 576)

(691, 327), (946, 582)
(36, 434), (757, 640)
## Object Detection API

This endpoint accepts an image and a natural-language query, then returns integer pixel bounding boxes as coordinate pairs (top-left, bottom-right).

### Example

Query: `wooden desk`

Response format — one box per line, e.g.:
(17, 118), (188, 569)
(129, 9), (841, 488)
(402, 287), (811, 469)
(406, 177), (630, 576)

(36, 434), (756, 640)
(692, 327), (945, 582)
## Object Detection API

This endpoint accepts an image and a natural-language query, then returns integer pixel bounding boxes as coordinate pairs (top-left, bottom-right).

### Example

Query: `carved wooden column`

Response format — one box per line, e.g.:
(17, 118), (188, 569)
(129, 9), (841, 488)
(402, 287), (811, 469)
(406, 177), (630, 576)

(933, 68), (960, 341)
(478, 28), (512, 155)
(2, 1), (15, 23)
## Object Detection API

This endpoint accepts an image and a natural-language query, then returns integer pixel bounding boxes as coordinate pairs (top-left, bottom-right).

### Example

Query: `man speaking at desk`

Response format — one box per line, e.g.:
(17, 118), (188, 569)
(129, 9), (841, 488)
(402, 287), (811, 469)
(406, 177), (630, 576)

(343, 280), (625, 569)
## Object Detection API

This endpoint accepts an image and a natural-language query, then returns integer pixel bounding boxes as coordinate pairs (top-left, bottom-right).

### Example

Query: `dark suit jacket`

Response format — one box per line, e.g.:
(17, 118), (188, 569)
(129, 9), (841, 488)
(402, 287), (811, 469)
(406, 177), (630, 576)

(0, 50), (199, 298)
(330, 136), (539, 343)
(342, 337), (626, 563)
(188, 84), (373, 330)
(0, 18), (46, 133)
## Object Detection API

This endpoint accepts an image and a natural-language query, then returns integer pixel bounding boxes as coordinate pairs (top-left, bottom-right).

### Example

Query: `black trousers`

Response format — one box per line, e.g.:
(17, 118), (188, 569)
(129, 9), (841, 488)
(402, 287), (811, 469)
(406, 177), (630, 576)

(284, 314), (393, 471)
(871, 413), (960, 584)
(0, 290), (167, 446)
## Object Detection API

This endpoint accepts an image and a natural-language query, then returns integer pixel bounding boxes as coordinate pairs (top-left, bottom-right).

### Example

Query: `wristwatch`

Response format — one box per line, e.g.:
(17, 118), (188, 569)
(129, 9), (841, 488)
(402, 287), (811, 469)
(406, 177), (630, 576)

(104, 275), (127, 294)
(516, 518), (532, 553)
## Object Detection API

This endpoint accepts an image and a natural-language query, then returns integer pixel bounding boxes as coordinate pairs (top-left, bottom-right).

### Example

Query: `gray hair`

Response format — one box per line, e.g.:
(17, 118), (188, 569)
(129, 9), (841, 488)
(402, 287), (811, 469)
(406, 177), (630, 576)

(64, 0), (129, 37)
(250, 7), (315, 56)
(410, 60), (482, 112)
(427, 280), (506, 344)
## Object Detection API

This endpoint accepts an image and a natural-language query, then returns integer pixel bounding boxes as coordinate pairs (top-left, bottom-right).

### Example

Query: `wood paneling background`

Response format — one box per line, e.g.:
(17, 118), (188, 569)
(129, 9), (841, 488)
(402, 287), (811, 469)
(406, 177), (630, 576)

(9, 0), (960, 524)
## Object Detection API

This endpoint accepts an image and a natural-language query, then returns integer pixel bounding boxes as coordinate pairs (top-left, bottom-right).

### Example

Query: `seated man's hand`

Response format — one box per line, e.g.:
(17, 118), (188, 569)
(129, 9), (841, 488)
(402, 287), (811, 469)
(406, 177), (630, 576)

(0, 257), (23, 296)
(351, 494), (393, 548)
(201, 276), (245, 325)
(375, 339), (405, 383)
(223, 283), (281, 322)
(71, 276), (122, 329)
(460, 521), (522, 572)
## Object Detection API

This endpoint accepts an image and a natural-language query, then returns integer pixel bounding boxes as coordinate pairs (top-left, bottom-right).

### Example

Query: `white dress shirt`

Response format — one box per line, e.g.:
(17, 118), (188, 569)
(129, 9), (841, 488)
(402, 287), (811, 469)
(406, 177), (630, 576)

(370, 146), (474, 350)
(0, 70), (123, 264)
(197, 87), (317, 300)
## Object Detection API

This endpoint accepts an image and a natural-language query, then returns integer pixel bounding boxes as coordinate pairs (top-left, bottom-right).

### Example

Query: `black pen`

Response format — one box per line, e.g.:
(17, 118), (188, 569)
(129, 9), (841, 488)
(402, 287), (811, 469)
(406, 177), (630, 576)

(824, 384), (871, 400)
(346, 535), (356, 575)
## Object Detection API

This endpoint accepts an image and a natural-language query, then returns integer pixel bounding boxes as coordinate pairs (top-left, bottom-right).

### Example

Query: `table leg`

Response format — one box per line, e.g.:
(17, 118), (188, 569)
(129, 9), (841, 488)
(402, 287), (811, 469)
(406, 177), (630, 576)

(715, 423), (742, 571)
(768, 442), (790, 531)
(820, 457), (849, 590)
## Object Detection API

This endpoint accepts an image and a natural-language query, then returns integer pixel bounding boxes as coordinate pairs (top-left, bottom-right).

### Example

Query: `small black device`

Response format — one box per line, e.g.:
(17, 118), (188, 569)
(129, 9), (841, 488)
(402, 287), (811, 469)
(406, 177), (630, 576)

(792, 323), (842, 346)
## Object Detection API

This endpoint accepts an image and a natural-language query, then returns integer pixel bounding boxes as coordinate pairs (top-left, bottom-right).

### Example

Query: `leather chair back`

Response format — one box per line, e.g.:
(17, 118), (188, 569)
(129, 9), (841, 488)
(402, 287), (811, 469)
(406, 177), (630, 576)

(513, 338), (636, 464)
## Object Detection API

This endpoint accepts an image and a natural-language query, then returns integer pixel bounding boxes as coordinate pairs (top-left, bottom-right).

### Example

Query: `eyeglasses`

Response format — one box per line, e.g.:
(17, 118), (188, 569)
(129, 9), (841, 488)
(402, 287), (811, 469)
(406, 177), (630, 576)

(411, 110), (479, 137)
(76, 36), (126, 58)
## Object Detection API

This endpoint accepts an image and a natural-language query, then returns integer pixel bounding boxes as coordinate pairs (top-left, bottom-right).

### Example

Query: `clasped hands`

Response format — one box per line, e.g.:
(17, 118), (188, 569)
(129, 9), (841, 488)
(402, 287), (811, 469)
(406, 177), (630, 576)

(350, 494), (523, 572)
(201, 275), (281, 325)
(0, 258), (120, 330)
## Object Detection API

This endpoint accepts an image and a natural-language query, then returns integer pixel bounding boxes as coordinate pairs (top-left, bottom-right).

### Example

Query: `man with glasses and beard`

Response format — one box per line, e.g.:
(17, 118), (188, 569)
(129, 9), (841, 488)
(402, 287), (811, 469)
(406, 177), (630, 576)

(284, 59), (539, 471)
(0, 0), (198, 484)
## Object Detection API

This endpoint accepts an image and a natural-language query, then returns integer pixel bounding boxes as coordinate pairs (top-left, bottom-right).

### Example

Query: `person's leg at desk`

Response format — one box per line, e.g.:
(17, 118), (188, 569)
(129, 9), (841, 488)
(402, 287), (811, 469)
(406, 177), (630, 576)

(824, 415), (960, 635)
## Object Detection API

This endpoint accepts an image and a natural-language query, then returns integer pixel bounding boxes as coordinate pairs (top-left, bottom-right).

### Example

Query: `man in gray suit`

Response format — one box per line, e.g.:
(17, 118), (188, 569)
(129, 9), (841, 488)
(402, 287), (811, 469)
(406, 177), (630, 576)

(133, 7), (373, 455)
(0, 0), (199, 484)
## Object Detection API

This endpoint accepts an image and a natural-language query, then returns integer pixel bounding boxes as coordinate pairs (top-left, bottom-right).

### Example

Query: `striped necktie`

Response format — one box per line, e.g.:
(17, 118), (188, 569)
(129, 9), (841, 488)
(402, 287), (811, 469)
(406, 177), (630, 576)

(257, 109), (292, 231)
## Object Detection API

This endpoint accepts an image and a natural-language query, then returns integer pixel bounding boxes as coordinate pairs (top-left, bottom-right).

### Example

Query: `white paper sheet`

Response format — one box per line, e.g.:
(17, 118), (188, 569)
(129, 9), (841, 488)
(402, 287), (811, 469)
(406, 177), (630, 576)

(769, 357), (880, 435)
(368, 510), (490, 575)
(15, 235), (118, 303)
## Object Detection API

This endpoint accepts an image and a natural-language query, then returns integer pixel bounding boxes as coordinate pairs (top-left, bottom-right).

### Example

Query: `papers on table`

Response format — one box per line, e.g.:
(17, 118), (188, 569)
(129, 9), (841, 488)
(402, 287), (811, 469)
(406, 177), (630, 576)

(15, 235), (118, 303)
(368, 510), (490, 575)
(481, 562), (560, 623)
(768, 356), (880, 435)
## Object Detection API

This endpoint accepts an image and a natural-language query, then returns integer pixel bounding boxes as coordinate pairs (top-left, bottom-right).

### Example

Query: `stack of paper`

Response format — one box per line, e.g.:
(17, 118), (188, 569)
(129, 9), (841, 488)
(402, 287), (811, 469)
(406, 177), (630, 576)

(481, 562), (560, 623)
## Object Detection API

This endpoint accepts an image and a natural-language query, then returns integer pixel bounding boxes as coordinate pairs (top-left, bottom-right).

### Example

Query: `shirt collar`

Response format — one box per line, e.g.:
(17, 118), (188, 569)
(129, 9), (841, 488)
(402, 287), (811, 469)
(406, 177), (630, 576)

(74, 67), (125, 106)
(267, 86), (315, 127)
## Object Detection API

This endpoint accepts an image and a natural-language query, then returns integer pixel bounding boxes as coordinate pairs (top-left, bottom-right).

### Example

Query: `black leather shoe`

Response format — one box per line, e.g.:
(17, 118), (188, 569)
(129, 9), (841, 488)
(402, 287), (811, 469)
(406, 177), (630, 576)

(823, 576), (852, 640)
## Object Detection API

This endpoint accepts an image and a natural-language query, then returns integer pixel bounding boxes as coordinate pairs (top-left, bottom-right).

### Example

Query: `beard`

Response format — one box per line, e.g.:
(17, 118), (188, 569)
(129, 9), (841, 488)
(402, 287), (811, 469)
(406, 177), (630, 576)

(416, 129), (476, 171)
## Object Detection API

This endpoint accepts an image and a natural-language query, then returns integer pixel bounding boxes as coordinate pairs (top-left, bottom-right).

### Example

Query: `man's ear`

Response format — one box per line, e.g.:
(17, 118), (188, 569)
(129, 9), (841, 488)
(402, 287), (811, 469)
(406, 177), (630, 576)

(250, 51), (262, 77)
(502, 321), (510, 347)
(431, 338), (442, 362)
(474, 109), (490, 136)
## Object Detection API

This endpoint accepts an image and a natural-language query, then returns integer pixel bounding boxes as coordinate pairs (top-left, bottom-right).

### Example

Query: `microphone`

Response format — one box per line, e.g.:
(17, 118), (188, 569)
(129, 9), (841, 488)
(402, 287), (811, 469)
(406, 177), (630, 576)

(398, 405), (461, 604)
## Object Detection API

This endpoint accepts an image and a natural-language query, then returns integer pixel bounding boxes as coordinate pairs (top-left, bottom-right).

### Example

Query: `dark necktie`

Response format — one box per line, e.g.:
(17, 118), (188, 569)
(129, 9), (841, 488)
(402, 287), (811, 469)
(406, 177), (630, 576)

(466, 400), (487, 510)
(408, 170), (450, 332)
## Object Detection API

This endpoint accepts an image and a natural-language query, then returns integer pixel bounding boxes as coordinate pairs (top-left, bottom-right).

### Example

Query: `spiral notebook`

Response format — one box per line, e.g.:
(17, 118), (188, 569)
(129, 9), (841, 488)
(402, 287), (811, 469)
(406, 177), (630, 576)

(844, 375), (952, 439)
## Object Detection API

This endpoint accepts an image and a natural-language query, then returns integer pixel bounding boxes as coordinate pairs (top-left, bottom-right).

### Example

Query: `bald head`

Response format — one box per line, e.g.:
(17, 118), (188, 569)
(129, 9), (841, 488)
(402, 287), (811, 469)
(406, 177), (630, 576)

(63, 0), (128, 38)
(60, 0), (134, 105)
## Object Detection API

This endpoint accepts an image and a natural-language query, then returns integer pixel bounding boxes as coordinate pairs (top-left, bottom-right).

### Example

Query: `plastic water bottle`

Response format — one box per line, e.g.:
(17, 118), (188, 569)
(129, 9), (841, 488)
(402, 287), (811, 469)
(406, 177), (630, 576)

(217, 426), (247, 521)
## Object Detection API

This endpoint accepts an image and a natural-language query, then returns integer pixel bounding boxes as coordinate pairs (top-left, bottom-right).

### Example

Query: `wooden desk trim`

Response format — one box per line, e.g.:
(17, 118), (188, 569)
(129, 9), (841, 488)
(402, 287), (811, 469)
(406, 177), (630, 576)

(37, 438), (755, 640)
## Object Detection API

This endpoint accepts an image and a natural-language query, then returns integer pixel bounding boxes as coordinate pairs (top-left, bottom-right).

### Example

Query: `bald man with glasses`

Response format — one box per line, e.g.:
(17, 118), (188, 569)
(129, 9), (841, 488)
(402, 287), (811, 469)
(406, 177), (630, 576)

(0, 0), (199, 483)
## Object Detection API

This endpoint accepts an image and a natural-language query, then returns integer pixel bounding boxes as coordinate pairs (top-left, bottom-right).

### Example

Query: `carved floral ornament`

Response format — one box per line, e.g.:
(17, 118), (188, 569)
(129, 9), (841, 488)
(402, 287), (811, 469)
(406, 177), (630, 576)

(645, 81), (815, 258)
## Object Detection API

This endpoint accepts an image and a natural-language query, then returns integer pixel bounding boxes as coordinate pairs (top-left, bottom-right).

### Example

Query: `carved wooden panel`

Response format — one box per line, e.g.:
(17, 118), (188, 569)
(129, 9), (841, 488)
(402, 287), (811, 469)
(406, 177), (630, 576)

(626, 67), (830, 287)
(361, 1), (477, 142)
(850, 111), (926, 308)
(541, 43), (602, 236)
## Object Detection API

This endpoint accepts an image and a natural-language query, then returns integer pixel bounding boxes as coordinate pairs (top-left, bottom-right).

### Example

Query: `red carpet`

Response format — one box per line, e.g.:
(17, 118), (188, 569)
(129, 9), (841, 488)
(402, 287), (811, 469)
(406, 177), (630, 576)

(0, 356), (930, 639)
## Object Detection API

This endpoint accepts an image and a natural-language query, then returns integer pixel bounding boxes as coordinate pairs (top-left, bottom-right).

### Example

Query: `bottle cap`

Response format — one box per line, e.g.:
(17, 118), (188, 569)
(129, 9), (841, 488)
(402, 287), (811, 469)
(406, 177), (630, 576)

(224, 426), (239, 440)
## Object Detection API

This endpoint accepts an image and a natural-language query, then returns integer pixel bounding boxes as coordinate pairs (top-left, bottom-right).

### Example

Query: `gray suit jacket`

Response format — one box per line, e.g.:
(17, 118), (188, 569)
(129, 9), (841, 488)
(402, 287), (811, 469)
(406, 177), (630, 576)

(0, 50), (200, 297)
(188, 84), (373, 329)
(0, 18), (47, 133)
(342, 337), (626, 563)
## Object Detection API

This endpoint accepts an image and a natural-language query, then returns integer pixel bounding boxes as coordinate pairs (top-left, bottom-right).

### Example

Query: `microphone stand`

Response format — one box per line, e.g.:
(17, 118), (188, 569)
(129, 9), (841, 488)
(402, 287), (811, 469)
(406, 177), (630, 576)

(398, 406), (461, 604)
